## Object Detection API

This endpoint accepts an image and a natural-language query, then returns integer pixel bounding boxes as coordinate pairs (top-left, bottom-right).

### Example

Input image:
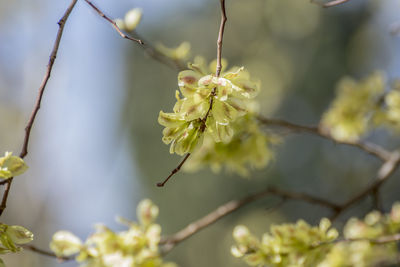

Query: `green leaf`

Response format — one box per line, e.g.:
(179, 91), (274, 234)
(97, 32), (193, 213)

(137, 199), (159, 227)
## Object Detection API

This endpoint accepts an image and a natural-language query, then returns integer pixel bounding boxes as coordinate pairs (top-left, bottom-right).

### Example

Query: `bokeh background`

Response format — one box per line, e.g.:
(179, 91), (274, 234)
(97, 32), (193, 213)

(1, 0), (400, 266)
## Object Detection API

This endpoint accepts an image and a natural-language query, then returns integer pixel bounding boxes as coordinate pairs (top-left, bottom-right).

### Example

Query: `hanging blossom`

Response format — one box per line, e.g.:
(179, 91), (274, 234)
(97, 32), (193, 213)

(320, 72), (385, 142)
(159, 57), (278, 175)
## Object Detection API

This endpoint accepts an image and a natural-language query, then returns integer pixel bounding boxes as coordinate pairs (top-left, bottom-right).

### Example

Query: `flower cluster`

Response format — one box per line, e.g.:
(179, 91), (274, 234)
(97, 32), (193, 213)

(159, 57), (277, 175)
(373, 85), (400, 131)
(50, 199), (175, 267)
(232, 203), (400, 267)
(184, 115), (279, 176)
(321, 72), (385, 142)
(231, 218), (338, 266)
(0, 152), (28, 179)
(0, 223), (33, 266)
(115, 8), (142, 32)
(319, 202), (400, 267)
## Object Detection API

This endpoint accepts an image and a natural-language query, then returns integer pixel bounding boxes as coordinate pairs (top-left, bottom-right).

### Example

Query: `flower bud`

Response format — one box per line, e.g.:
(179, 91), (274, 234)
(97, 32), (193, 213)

(137, 199), (159, 226)
(50, 231), (82, 256)
(124, 8), (142, 32)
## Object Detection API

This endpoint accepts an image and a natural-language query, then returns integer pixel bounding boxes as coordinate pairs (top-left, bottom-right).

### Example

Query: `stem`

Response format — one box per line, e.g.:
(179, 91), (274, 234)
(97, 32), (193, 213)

(160, 186), (340, 253)
(157, 0), (228, 188)
(216, 0), (227, 77)
(0, 0), (78, 217)
(83, 0), (143, 45)
(257, 116), (392, 161)
(23, 245), (72, 261)
(157, 153), (191, 187)
(323, 0), (351, 7)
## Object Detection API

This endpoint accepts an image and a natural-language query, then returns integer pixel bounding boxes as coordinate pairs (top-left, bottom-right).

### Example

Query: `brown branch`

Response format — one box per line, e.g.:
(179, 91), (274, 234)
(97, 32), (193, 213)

(157, 0), (228, 188)
(160, 150), (400, 251)
(216, 0), (227, 77)
(330, 152), (400, 220)
(314, 233), (400, 249)
(156, 153), (191, 187)
(23, 245), (72, 261)
(259, 116), (400, 219)
(0, 0), (78, 217)
(371, 187), (383, 212)
(132, 32), (186, 71)
(83, 0), (143, 45)
(257, 116), (392, 161)
(323, 0), (351, 7)
(160, 186), (340, 253)
(371, 233), (400, 244)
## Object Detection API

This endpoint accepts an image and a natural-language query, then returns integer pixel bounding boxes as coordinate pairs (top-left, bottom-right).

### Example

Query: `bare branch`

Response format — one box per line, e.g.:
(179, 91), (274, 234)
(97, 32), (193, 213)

(257, 116), (392, 161)
(159, 150), (400, 251)
(314, 233), (400, 249)
(132, 32), (186, 71)
(371, 187), (383, 212)
(371, 233), (400, 244)
(160, 186), (340, 253)
(23, 245), (72, 261)
(323, 0), (351, 7)
(83, 0), (143, 45)
(216, 0), (227, 77)
(0, 0), (78, 217)
(331, 152), (400, 220)
(157, 153), (191, 187)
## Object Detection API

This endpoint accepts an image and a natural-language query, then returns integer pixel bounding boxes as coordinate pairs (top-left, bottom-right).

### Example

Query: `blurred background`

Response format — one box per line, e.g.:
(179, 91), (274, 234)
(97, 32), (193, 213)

(1, 0), (400, 266)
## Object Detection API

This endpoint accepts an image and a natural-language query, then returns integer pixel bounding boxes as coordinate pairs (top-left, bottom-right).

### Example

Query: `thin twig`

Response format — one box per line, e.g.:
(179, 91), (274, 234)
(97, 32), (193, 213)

(371, 187), (383, 212)
(0, 0), (78, 217)
(331, 152), (400, 220)
(133, 31), (186, 71)
(160, 151), (400, 251)
(23, 245), (72, 261)
(156, 153), (191, 187)
(267, 187), (341, 211)
(160, 186), (340, 253)
(216, 0), (227, 77)
(83, 0), (144, 45)
(257, 116), (392, 161)
(157, 0), (228, 187)
(313, 233), (400, 248)
(323, 0), (351, 7)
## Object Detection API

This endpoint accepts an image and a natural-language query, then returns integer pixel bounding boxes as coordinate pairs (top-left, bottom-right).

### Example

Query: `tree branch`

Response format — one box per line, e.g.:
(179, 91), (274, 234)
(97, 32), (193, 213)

(216, 0), (227, 77)
(132, 32), (186, 71)
(323, 0), (351, 7)
(0, 0), (78, 217)
(257, 116), (392, 161)
(330, 152), (400, 220)
(83, 0), (143, 45)
(23, 245), (72, 261)
(160, 150), (400, 252)
(157, 153), (191, 187)
(160, 186), (340, 253)
(314, 233), (400, 249)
